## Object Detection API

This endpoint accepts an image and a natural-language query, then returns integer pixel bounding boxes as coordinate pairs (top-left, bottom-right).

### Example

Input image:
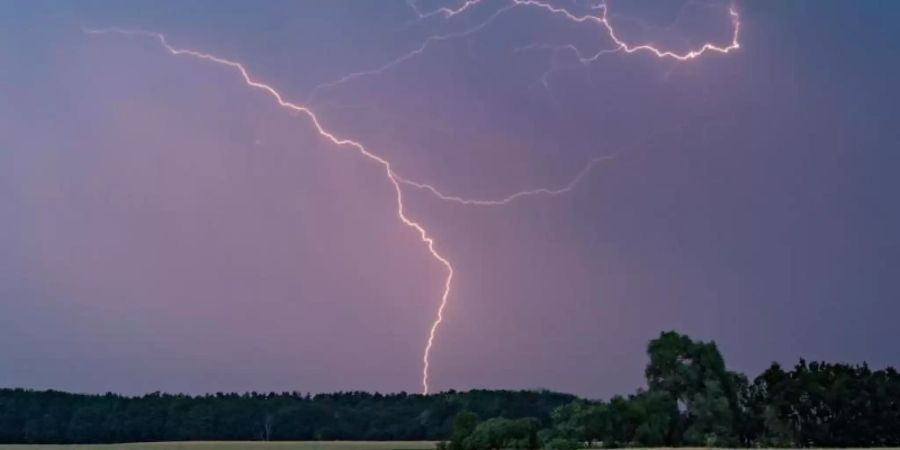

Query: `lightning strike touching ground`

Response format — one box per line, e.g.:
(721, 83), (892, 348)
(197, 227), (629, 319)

(83, 0), (740, 395)
(82, 27), (454, 395)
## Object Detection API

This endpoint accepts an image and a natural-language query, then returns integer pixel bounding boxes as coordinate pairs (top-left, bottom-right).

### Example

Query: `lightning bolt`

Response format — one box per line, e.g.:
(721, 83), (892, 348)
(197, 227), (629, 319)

(393, 116), (694, 207)
(83, 0), (741, 396)
(311, 0), (740, 99)
(308, 3), (515, 102)
(510, 0), (740, 60)
(82, 27), (453, 395)
(406, 0), (486, 20)
(394, 156), (610, 206)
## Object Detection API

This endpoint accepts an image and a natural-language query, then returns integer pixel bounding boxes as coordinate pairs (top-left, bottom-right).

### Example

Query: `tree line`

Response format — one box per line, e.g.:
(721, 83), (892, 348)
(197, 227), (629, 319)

(443, 332), (900, 449)
(1, 331), (897, 446)
(0, 387), (573, 444)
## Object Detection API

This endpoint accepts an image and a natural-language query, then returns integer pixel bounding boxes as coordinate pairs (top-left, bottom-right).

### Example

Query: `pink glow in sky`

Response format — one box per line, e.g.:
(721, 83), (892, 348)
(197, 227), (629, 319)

(1, 0), (898, 397)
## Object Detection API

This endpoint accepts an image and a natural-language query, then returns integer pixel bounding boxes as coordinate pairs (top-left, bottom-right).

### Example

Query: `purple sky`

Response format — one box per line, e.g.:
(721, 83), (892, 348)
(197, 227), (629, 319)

(1, 0), (898, 398)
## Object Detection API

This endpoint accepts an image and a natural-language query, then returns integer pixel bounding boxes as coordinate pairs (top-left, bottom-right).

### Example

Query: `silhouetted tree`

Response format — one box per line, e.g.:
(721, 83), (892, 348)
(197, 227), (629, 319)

(2, 331), (898, 447)
(644, 330), (742, 445)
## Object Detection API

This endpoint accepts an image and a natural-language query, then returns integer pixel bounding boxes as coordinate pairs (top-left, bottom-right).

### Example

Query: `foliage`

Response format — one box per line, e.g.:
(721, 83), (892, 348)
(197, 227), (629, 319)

(0, 390), (572, 444)
(745, 360), (900, 446)
(449, 411), (479, 450)
(442, 411), (540, 450)
(532, 331), (900, 448)
(2, 331), (899, 447)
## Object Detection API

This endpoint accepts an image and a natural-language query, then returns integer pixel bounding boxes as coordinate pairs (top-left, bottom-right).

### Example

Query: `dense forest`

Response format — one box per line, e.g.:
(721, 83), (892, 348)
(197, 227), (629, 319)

(1, 331), (898, 446)
(0, 388), (574, 444)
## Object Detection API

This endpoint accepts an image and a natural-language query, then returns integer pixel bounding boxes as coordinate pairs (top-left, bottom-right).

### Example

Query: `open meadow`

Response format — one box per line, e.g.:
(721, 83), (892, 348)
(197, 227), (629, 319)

(2, 446), (898, 450)
(0, 442), (438, 450)
(0, 441), (435, 450)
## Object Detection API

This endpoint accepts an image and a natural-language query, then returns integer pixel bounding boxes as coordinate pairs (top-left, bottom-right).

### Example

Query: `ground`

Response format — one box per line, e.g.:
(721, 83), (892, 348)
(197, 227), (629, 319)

(0, 441), (438, 450)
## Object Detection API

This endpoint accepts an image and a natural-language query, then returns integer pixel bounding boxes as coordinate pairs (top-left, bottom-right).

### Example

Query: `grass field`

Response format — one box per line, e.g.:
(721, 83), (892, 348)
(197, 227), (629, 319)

(0, 442), (438, 450)
(1, 446), (897, 450)
(0, 445), (896, 450)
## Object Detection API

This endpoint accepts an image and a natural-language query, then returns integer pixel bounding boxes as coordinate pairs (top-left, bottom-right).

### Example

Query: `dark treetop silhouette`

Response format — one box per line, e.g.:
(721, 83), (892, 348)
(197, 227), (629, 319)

(2, 331), (898, 447)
